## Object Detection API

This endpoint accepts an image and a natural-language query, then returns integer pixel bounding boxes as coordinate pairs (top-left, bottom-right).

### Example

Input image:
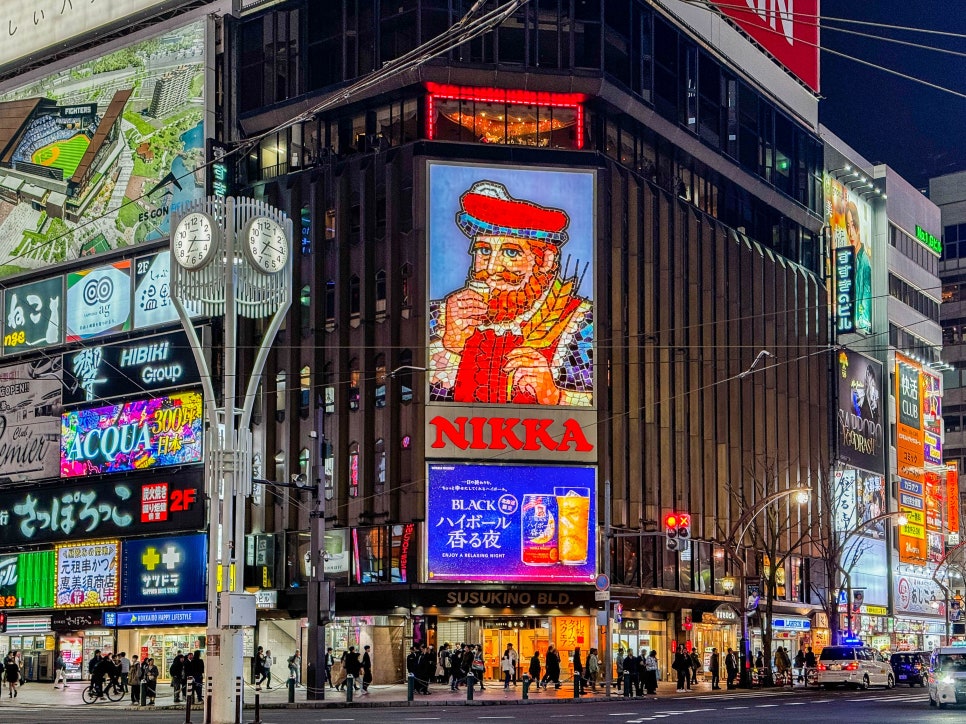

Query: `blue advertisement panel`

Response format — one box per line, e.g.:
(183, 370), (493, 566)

(427, 463), (596, 583)
(106, 609), (207, 627)
(427, 162), (595, 407)
(122, 533), (206, 606)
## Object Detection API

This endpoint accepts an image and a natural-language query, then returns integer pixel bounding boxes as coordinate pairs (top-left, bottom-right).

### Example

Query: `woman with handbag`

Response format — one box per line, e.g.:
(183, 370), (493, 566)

(141, 657), (159, 705)
(471, 645), (486, 690)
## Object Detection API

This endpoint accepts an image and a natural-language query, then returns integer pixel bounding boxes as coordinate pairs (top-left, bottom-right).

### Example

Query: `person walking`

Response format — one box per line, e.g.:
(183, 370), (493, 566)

(506, 643), (519, 686)
(471, 645), (486, 691)
(189, 650), (204, 699)
(672, 645), (690, 693)
(170, 653), (186, 703)
(635, 649), (646, 697)
(288, 650), (302, 686)
(449, 644), (464, 691)
(542, 645), (561, 689)
(129, 655), (141, 704)
(528, 651), (541, 689)
(725, 647), (738, 689)
(324, 647), (334, 688)
(501, 648), (514, 689)
(689, 649), (700, 687)
(141, 657), (159, 705)
(262, 650), (274, 689)
(360, 645), (373, 694)
(622, 649), (639, 697)
(118, 652), (130, 693)
(4, 651), (20, 698)
(53, 651), (68, 689)
(572, 647), (584, 695)
(709, 648), (721, 690)
(586, 648), (599, 691)
(643, 650), (659, 696)
(254, 646), (266, 686)
(344, 646), (362, 692)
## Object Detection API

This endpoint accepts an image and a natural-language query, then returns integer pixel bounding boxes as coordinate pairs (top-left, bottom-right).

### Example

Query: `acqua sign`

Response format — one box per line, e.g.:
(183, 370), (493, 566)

(426, 408), (597, 463)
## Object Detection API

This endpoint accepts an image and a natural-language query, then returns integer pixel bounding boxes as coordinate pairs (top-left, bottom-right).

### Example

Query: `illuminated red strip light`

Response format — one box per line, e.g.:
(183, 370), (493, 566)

(425, 83), (585, 149)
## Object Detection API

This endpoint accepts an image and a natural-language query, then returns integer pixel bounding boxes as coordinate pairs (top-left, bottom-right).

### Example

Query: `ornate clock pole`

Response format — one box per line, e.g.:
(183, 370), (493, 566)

(169, 196), (292, 724)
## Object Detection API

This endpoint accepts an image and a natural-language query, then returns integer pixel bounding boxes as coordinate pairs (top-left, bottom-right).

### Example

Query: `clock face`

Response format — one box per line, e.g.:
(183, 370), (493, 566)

(172, 212), (215, 270)
(245, 216), (288, 273)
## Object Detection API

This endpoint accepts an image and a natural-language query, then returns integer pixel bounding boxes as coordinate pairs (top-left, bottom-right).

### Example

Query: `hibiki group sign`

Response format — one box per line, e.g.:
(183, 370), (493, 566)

(427, 463), (596, 583)
(60, 391), (203, 477)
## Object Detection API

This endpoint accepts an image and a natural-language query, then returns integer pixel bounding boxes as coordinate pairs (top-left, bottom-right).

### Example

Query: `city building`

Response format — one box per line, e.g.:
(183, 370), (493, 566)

(148, 66), (192, 118)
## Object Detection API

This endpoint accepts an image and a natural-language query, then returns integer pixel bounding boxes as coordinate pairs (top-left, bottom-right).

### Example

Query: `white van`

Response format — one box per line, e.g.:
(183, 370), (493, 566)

(927, 645), (966, 708)
(816, 645), (895, 689)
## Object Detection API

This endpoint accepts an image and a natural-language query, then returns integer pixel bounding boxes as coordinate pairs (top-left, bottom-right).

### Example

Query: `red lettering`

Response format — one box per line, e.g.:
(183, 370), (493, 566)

(429, 416), (469, 449)
(182, 488), (197, 509)
(521, 418), (558, 451)
(467, 417), (488, 449)
(557, 418), (593, 452)
(488, 417), (523, 449)
(170, 489), (184, 512)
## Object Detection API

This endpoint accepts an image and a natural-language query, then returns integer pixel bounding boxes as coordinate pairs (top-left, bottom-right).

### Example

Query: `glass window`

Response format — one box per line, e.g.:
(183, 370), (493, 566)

(348, 443), (360, 498)
(374, 438), (386, 493)
(275, 370), (286, 422)
(375, 270), (387, 317)
(349, 361), (360, 411)
(349, 274), (361, 318)
(299, 365), (311, 416)
(399, 349), (414, 404)
(375, 354), (387, 409)
(299, 447), (310, 480)
(323, 440), (334, 500)
(325, 280), (336, 331)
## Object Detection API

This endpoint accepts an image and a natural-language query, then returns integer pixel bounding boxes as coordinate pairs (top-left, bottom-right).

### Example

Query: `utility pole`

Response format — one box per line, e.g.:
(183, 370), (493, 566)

(603, 478), (612, 696)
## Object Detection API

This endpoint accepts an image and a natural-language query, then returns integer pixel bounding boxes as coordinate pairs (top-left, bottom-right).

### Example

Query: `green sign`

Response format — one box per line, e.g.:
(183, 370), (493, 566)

(916, 225), (942, 255)
(0, 551), (55, 609)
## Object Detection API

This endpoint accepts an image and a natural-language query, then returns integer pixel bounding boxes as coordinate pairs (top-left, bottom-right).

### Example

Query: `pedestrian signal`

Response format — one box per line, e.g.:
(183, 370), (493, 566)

(614, 602), (623, 624)
(664, 512), (692, 551)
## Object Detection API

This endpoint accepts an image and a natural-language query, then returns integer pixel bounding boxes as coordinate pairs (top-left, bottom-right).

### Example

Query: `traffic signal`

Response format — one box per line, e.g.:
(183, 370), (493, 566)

(664, 512), (692, 551)
(0, 612), (6, 633)
(614, 602), (623, 624)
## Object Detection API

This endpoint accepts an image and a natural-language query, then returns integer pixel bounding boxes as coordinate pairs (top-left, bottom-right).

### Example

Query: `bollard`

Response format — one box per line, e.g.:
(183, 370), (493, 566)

(466, 673), (475, 701)
(235, 676), (243, 724)
(204, 676), (213, 724)
(185, 677), (194, 724)
(573, 674), (580, 699)
(346, 674), (354, 703)
(623, 671), (631, 698)
(140, 676), (148, 706)
(253, 686), (261, 724)
(408, 673), (415, 702)
(288, 674), (296, 703)
(522, 674), (530, 700)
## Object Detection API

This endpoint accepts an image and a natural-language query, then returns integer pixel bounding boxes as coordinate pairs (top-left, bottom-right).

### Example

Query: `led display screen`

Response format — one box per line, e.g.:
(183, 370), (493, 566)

(3, 277), (63, 354)
(0, 21), (205, 279)
(835, 349), (884, 474)
(826, 174), (874, 336)
(121, 533), (207, 606)
(60, 390), (203, 477)
(55, 540), (119, 608)
(427, 162), (595, 408)
(427, 462), (596, 583)
(65, 260), (132, 342)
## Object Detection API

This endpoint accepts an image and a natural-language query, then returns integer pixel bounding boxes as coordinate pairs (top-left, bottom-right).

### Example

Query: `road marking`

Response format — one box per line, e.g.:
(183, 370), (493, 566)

(479, 718), (515, 720)
(724, 706), (749, 710)
(786, 701), (805, 705)
(610, 714), (640, 716)
(405, 719), (441, 721)
(755, 704), (779, 707)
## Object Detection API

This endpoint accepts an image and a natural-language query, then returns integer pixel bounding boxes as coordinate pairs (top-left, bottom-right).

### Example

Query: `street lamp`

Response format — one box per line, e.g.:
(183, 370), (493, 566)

(170, 196), (293, 724)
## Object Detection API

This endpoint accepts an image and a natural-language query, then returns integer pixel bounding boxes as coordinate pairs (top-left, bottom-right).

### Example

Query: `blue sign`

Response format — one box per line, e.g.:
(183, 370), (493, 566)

(122, 534), (207, 606)
(427, 463), (596, 583)
(772, 618), (810, 631)
(110, 609), (207, 627)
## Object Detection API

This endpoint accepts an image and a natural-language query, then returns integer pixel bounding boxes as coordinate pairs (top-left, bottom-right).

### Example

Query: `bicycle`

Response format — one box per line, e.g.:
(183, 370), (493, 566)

(82, 678), (125, 703)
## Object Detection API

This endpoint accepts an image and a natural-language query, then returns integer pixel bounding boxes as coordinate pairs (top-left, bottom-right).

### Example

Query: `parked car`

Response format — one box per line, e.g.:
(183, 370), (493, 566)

(928, 646), (966, 708)
(816, 645), (895, 690)
(890, 651), (929, 687)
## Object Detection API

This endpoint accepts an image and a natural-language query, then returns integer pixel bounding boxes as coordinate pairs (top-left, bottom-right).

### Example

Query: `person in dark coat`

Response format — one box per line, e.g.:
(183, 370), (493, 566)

(461, 646), (475, 688)
(339, 646), (361, 691)
(725, 647), (739, 689)
(449, 644), (464, 691)
(360, 645), (373, 694)
(188, 650), (204, 699)
(170, 654), (186, 703)
(572, 647), (584, 694)
(689, 650), (700, 686)
(622, 650), (639, 696)
(672, 644), (690, 692)
(710, 648), (721, 690)
(528, 651), (541, 688)
(542, 645), (561, 689)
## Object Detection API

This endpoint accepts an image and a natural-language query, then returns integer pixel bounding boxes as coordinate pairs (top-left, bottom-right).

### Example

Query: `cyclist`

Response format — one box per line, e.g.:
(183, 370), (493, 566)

(91, 652), (114, 699)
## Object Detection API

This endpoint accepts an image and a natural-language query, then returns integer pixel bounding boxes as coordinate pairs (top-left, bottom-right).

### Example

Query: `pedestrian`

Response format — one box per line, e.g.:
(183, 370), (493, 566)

(436, 644), (448, 684)
(635, 649), (646, 697)
(288, 650), (302, 685)
(794, 646), (805, 683)
(92, 652), (114, 700)
(88, 649), (101, 681)
(528, 650), (541, 689)
(622, 648), (639, 696)
(689, 649), (700, 686)
(324, 647), (334, 688)
(616, 647), (625, 681)
(118, 652), (130, 693)
(129, 655), (141, 704)
(461, 644), (475, 689)
(170, 653), (186, 703)
(572, 647), (584, 694)
(643, 650), (659, 695)
(4, 651), (20, 698)
(53, 651), (68, 689)
(506, 642), (519, 685)
(341, 646), (361, 691)
(361, 645), (373, 694)
(542, 644), (561, 689)
(450, 644), (466, 691)
(471, 644), (486, 691)
(141, 657), (159, 705)
(262, 650), (274, 689)
(501, 648), (514, 689)
(672, 644), (689, 692)
(254, 646), (266, 686)
(710, 648), (720, 690)
(755, 650), (764, 671)
(189, 650), (204, 699)
(725, 647), (738, 689)
(586, 648), (599, 692)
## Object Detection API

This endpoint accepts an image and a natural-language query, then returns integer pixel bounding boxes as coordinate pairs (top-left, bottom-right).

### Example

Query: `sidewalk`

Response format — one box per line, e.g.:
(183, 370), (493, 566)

(0, 677), (807, 710)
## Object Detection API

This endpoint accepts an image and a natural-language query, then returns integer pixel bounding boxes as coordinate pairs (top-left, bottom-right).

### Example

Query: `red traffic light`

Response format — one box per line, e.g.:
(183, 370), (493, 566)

(664, 513), (679, 528)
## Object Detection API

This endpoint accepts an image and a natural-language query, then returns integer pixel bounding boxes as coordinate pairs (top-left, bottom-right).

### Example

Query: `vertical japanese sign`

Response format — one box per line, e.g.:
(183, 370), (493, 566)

(825, 174), (873, 335)
(896, 353), (926, 564)
(922, 370), (942, 465)
(834, 248), (855, 334)
(427, 463), (596, 583)
(55, 540), (119, 608)
(947, 462), (960, 538)
(0, 358), (62, 482)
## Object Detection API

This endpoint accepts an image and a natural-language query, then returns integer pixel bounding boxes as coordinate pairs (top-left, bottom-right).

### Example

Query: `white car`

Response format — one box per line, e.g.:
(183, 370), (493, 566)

(927, 646), (966, 709)
(816, 645), (895, 689)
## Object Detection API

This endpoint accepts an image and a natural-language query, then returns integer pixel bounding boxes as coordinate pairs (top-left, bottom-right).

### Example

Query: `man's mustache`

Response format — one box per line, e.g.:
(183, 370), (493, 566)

(471, 270), (524, 285)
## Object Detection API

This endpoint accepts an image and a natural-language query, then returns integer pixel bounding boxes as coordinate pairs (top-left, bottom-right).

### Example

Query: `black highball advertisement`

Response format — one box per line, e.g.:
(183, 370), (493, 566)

(836, 349), (885, 474)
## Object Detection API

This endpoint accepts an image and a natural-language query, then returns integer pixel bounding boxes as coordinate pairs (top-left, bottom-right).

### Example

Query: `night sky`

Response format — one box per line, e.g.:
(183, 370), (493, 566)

(820, 2), (966, 189)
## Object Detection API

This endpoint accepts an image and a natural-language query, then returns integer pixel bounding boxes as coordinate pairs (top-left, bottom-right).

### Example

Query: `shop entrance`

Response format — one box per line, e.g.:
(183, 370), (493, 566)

(480, 624), (549, 681)
(81, 632), (115, 681)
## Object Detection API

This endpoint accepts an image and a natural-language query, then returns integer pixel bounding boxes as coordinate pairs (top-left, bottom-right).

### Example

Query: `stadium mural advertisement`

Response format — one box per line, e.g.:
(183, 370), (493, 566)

(0, 470), (205, 546)
(707, 0), (819, 92)
(0, 1), (194, 72)
(55, 540), (119, 608)
(427, 162), (595, 409)
(0, 357), (62, 483)
(826, 174), (874, 335)
(426, 462), (597, 583)
(0, 20), (205, 279)
(60, 390), (203, 477)
(836, 349), (884, 474)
